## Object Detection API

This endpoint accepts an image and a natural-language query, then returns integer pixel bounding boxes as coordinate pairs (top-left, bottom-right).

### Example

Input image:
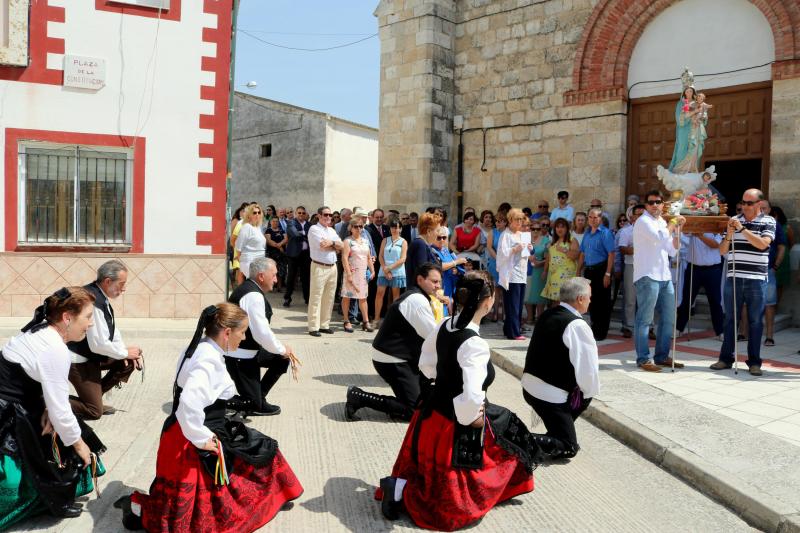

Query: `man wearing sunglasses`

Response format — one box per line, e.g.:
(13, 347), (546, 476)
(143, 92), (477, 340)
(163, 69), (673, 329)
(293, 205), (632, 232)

(307, 206), (344, 336)
(711, 189), (775, 376)
(532, 201), (550, 221)
(632, 190), (685, 372)
(550, 190), (574, 223)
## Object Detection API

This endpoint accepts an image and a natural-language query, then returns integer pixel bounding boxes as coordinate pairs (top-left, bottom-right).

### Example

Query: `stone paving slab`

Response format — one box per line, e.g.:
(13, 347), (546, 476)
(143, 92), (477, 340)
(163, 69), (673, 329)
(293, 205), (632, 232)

(2, 298), (756, 532)
(483, 318), (800, 532)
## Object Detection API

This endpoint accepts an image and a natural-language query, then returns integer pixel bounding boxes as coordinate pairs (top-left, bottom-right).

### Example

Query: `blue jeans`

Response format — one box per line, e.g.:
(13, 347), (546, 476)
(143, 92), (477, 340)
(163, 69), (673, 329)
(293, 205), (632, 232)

(719, 277), (767, 367)
(634, 277), (675, 365)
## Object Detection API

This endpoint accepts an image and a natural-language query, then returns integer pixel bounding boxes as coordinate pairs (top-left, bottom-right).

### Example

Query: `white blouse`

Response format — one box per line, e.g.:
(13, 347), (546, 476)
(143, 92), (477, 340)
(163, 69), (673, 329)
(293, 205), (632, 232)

(235, 223), (266, 258)
(2, 327), (82, 446)
(419, 317), (489, 426)
(174, 339), (236, 448)
(497, 230), (527, 289)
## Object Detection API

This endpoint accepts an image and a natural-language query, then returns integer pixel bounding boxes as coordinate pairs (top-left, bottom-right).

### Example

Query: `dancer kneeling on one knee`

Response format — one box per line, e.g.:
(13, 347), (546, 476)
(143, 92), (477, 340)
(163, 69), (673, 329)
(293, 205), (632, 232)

(1, 288), (106, 529)
(378, 271), (541, 531)
(119, 303), (303, 532)
(522, 277), (599, 459)
(346, 262), (442, 421)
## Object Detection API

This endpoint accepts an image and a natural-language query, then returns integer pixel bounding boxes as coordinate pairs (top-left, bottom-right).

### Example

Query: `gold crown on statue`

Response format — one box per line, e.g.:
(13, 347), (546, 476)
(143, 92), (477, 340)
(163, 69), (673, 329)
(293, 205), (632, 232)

(681, 67), (695, 90)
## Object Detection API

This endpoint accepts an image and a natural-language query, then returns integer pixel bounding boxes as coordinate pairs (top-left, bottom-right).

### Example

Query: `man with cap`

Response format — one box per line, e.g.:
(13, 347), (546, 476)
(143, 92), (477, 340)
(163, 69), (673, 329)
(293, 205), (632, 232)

(550, 190), (575, 223)
(68, 259), (143, 419)
(344, 263), (443, 421)
(226, 257), (299, 415)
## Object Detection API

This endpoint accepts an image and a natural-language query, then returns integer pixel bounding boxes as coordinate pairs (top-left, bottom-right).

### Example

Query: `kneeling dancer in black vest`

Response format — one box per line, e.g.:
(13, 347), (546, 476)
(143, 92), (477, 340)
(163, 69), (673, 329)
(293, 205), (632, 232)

(119, 303), (303, 531)
(378, 271), (543, 531)
(226, 257), (300, 416)
(346, 263), (442, 421)
(68, 260), (143, 420)
(522, 277), (600, 459)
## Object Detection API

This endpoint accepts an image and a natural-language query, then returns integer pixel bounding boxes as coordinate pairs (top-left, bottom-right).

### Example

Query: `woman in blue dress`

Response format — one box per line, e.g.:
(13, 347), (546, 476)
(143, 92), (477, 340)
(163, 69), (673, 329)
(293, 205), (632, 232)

(375, 217), (408, 325)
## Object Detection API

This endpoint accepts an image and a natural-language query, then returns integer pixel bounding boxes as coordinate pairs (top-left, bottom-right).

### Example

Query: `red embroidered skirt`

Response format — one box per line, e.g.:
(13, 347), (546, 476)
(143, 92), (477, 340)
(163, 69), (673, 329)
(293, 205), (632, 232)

(131, 423), (303, 533)
(378, 409), (534, 531)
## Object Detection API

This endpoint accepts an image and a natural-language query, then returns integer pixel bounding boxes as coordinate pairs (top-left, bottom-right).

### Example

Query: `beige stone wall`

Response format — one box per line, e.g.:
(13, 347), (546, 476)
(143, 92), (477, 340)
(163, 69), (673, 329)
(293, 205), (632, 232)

(0, 0), (28, 67)
(375, 0), (456, 213)
(0, 253), (226, 318)
(769, 78), (800, 228)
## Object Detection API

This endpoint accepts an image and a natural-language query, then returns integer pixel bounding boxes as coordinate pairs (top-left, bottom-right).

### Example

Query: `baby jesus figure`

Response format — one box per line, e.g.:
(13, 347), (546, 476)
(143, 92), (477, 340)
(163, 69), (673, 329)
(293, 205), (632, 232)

(693, 92), (712, 121)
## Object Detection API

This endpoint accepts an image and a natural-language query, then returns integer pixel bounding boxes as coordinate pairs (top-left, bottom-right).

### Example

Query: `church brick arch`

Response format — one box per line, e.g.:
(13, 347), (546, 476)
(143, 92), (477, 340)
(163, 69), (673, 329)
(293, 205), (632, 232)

(564, 0), (800, 105)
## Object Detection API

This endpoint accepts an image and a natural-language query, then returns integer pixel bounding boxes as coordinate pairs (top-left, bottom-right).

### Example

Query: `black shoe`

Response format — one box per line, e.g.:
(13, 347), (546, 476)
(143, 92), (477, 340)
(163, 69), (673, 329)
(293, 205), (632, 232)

(115, 496), (144, 530)
(345, 386), (360, 420)
(58, 503), (83, 518)
(379, 477), (401, 520)
(249, 403), (281, 416)
(319, 328), (334, 334)
(308, 331), (322, 337)
(283, 299), (291, 308)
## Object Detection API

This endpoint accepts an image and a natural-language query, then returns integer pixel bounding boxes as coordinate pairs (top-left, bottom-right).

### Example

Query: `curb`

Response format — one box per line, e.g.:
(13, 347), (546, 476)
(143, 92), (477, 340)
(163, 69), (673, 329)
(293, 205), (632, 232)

(489, 348), (800, 533)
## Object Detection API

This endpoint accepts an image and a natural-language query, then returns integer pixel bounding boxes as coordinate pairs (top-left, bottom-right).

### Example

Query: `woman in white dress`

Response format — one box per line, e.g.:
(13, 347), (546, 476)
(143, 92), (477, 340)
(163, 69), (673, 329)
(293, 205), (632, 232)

(235, 203), (267, 284)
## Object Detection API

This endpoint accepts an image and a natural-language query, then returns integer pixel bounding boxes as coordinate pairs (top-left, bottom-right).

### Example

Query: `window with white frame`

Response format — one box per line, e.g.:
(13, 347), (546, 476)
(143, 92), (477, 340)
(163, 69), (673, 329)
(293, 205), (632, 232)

(18, 143), (133, 246)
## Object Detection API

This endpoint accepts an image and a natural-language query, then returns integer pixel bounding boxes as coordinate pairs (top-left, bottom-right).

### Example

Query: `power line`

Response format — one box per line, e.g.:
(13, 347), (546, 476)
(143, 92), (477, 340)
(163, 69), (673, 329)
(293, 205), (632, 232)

(238, 29), (374, 37)
(238, 29), (377, 52)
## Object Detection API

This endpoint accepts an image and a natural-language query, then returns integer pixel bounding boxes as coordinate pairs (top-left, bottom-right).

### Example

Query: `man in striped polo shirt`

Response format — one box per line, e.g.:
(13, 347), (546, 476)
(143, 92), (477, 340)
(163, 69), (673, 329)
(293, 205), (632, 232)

(710, 189), (776, 376)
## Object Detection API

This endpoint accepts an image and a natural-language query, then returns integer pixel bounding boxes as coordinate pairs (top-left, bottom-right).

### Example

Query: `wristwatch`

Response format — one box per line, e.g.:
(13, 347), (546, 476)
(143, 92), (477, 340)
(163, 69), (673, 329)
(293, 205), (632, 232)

(604, 272), (611, 277)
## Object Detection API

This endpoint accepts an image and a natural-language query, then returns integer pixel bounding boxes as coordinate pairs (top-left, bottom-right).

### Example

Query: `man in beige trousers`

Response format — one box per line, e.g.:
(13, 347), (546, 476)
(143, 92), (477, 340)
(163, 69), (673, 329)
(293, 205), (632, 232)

(307, 206), (343, 336)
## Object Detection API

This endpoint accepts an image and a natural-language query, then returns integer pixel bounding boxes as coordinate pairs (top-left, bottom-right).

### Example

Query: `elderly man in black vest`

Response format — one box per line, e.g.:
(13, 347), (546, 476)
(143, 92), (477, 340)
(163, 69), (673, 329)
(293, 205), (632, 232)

(226, 257), (299, 416)
(68, 259), (143, 419)
(522, 277), (600, 459)
(345, 263), (443, 421)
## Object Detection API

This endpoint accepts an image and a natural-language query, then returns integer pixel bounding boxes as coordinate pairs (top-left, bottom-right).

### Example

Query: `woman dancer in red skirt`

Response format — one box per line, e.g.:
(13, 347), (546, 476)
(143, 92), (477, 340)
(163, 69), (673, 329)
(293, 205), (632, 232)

(378, 271), (541, 531)
(118, 303), (303, 532)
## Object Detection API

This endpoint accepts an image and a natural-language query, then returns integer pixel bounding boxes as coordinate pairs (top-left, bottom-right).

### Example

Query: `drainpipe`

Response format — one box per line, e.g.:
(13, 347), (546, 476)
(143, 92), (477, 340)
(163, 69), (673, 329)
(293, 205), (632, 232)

(225, 0), (240, 297)
(456, 129), (464, 222)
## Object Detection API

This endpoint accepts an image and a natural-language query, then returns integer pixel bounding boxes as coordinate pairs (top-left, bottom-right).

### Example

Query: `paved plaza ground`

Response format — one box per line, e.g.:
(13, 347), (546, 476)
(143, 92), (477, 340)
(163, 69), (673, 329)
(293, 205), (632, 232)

(2, 297), (791, 532)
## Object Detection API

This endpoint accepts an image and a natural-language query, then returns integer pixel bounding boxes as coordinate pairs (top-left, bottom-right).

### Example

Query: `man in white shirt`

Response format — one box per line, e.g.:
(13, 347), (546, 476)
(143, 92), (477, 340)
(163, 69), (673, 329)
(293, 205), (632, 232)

(522, 277), (599, 459)
(307, 206), (344, 336)
(632, 190), (685, 372)
(68, 260), (143, 419)
(226, 257), (298, 416)
(345, 263), (442, 421)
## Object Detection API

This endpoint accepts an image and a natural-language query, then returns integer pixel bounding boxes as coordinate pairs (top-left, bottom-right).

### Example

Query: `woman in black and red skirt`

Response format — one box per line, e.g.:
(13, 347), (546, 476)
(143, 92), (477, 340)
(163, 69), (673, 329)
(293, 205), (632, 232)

(377, 271), (542, 531)
(118, 303), (303, 532)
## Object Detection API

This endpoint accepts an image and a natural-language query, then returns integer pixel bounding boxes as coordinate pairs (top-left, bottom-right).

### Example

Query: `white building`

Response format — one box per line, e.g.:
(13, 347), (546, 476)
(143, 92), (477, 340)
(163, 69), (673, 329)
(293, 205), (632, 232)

(0, 0), (233, 317)
(231, 93), (378, 213)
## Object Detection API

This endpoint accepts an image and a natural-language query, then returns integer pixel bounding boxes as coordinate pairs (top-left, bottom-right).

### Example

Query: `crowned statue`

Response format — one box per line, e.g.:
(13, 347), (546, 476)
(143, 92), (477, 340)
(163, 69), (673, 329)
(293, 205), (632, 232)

(656, 67), (723, 216)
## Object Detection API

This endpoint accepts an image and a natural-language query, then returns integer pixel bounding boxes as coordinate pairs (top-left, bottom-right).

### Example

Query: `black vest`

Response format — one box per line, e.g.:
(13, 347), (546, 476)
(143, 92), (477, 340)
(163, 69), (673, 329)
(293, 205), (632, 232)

(228, 279), (273, 352)
(372, 288), (427, 365)
(429, 318), (495, 419)
(67, 282), (115, 363)
(524, 306), (582, 393)
(0, 351), (45, 415)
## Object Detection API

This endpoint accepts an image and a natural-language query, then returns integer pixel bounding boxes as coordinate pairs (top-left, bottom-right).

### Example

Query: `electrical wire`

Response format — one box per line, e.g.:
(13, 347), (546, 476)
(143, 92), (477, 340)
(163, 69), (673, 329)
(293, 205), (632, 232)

(238, 29), (374, 37)
(238, 29), (377, 52)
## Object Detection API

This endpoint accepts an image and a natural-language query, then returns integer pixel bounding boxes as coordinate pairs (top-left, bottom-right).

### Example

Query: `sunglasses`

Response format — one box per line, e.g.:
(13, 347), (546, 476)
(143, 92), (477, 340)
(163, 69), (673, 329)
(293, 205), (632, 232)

(741, 200), (758, 206)
(531, 227), (541, 231)
(353, 225), (363, 229)
(558, 196), (568, 199)
(321, 213), (332, 217)
(435, 236), (448, 241)
(646, 200), (663, 205)
(541, 223), (550, 227)
(590, 204), (602, 208)
(253, 210), (262, 214)
(538, 205), (548, 208)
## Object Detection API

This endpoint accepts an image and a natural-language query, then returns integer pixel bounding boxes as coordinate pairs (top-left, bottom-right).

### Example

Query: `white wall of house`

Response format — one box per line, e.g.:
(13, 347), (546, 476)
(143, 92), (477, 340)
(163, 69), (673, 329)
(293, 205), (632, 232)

(0, 1), (218, 254)
(628, 0), (775, 99)
(323, 118), (378, 211)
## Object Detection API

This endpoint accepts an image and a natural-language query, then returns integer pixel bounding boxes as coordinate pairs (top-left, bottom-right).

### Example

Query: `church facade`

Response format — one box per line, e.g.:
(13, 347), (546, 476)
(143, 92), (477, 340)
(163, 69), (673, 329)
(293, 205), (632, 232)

(374, 0), (800, 225)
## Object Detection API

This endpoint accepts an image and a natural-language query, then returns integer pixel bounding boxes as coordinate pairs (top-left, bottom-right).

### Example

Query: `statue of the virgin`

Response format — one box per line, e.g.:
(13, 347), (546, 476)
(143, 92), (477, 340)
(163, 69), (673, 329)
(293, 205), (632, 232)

(668, 68), (708, 174)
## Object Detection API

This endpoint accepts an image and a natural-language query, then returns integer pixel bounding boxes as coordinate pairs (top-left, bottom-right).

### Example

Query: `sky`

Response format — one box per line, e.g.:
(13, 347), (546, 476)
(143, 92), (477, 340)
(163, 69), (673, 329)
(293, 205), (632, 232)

(234, 1), (380, 128)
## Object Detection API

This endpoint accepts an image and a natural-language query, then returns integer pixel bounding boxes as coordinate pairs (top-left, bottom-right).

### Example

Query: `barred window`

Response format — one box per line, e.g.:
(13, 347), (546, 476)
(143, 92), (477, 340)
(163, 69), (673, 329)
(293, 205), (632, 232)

(18, 143), (133, 246)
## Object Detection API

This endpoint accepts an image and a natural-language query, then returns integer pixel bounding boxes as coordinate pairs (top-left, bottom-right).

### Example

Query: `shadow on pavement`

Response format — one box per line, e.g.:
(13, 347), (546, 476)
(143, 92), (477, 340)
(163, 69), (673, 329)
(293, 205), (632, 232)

(314, 373), (389, 388)
(319, 402), (399, 424)
(301, 476), (405, 532)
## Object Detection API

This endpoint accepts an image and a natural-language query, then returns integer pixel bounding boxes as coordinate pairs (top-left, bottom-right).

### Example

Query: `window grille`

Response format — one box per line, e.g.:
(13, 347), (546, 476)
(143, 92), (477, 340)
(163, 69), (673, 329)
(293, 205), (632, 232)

(18, 144), (133, 246)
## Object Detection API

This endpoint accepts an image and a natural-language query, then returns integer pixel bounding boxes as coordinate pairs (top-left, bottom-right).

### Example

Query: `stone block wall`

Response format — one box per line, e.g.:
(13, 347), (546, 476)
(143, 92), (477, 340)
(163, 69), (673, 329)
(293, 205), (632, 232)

(375, 0), (457, 213)
(453, 0), (626, 217)
(769, 78), (800, 227)
(0, 253), (226, 318)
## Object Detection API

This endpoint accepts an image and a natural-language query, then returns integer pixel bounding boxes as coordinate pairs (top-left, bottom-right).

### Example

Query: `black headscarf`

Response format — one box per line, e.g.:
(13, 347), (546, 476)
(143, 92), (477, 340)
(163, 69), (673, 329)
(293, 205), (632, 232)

(454, 277), (486, 329)
(21, 287), (72, 334)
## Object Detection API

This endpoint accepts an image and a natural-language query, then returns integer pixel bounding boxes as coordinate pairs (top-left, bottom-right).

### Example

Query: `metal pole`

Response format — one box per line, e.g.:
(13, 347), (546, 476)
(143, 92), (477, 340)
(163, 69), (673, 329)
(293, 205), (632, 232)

(687, 237), (695, 342)
(225, 0), (241, 298)
(671, 226), (682, 373)
(731, 236), (739, 375)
